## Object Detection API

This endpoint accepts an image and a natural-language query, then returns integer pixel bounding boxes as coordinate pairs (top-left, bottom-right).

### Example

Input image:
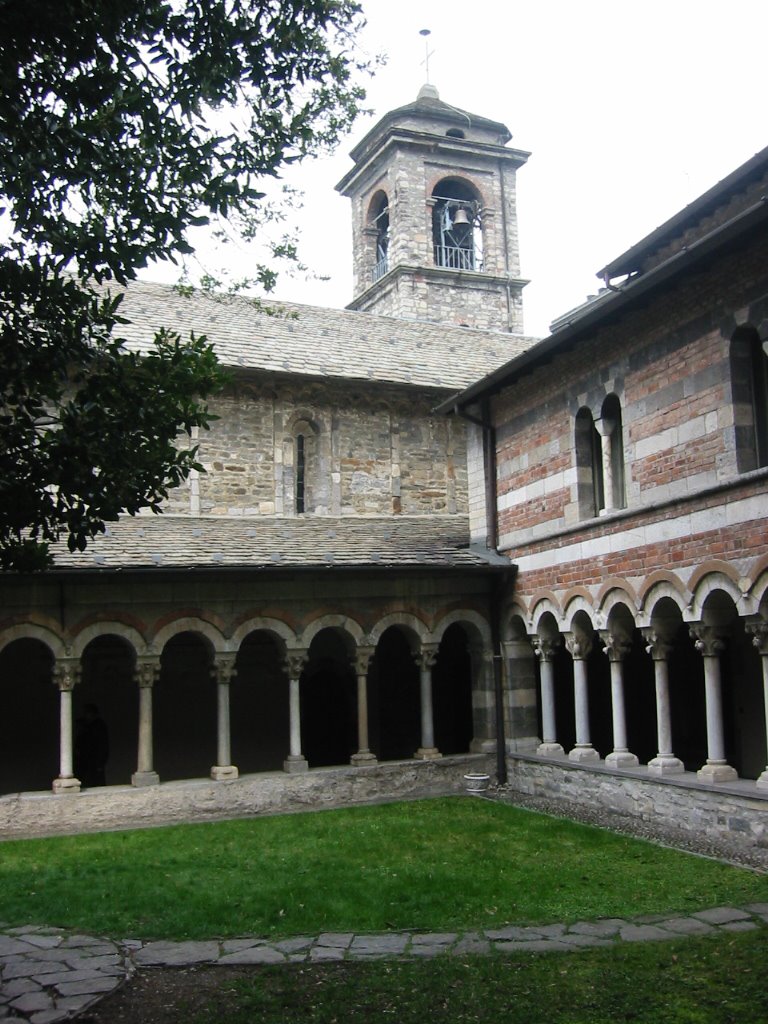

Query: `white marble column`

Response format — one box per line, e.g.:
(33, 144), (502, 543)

(351, 646), (377, 766)
(595, 416), (615, 512)
(414, 644), (441, 760)
(690, 624), (738, 783)
(533, 635), (564, 756)
(600, 630), (638, 767)
(52, 660), (81, 794)
(641, 629), (684, 775)
(564, 633), (599, 762)
(283, 651), (309, 773)
(211, 655), (239, 781)
(747, 620), (768, 789)
(132, 659), (160, 787)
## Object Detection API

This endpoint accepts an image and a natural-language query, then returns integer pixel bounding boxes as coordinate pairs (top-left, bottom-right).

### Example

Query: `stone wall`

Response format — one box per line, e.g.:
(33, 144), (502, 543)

(508, 754), (768, 855)
(0, 755), (490, 839)
(166, 375), (468, 519)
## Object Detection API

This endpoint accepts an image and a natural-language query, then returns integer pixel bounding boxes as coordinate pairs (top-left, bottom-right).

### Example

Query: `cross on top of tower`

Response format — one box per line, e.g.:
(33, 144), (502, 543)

(419, 28), (434, 84)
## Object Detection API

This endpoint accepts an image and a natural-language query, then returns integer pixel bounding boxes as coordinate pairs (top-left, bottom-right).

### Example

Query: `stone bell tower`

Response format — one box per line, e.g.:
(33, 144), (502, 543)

(335, 84), (530, 333)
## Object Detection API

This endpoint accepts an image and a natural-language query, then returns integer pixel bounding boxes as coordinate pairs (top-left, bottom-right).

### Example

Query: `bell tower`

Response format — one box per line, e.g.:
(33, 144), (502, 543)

(335, 84), (530, 333)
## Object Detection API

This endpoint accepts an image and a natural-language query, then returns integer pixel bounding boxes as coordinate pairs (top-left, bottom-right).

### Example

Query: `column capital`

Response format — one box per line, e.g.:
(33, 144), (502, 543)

(413, 644), (439, 671)
(746, 619), (768, 655)
(689, 623), (726, 657)
(594, 415), (616, 438)
(283, 650), (309, 679)
(135, 658), (161, 689)
(600, 630), (632, 662)
(52, 660), (81, 692)
(353, 646), (375, 676)
(564, 632), (592, 661)
(641, 627), (674, 661)
(211, 654), (238, 685)
(532, 634), (561, 663)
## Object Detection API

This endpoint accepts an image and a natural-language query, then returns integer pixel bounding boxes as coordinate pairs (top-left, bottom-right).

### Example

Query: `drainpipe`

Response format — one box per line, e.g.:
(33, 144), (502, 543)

(452, 399), (507, 783)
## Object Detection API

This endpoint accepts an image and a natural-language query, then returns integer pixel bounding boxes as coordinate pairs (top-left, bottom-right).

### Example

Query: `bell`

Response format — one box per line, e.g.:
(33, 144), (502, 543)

(452, 207), (471, 226)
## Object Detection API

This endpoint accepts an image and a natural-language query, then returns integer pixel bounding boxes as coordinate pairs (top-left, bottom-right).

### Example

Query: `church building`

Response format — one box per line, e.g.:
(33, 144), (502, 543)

(1, 86), (766, 852)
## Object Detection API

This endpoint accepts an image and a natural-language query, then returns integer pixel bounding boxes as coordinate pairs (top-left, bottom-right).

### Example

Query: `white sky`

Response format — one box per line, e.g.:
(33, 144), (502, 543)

(146, 0), (768, 338)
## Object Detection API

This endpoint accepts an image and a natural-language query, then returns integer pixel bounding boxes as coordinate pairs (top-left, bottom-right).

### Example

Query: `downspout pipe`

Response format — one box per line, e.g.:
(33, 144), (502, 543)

(451, 398), (507, 783)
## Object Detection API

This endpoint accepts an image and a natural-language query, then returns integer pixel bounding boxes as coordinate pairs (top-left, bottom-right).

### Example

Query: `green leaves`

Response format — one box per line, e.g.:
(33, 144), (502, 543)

(0, 1), (369, 569)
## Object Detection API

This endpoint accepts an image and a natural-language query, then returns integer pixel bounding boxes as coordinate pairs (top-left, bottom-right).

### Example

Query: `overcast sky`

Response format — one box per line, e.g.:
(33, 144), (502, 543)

(147, 0), (768, 338)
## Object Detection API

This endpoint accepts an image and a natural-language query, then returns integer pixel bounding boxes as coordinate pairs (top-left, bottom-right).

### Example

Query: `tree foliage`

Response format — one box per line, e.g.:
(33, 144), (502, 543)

(0, 0), (368, 569)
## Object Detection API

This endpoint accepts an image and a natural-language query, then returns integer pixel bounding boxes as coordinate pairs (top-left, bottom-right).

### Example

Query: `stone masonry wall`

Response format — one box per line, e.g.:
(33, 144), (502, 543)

(166, 374), (469, 519)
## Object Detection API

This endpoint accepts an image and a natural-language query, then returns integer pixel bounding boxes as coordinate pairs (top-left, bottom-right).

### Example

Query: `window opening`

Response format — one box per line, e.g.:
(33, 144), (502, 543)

(432, 180), (482, 272)
(296, 433), (306, 514)
(370, 194), (389, 282)
(751, 334), (768, 467)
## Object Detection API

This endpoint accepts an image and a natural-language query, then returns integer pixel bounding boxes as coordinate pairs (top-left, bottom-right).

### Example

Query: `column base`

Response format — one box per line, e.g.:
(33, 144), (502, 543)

(537, 742), (565, 756)
(756, 768), (768, 790)
(351, 750), (378, 766)
(647, 754), (685, 776)
(697, 761), (738, 783)
(568, 745), (599, 763)
(605, 750), (639, 768)
(414, 747), (442, 760)
(211, 765), (239, 781)
(52, 776), (81, 794)
(131, 770), (160, 788)
(283, 755), (309, 774)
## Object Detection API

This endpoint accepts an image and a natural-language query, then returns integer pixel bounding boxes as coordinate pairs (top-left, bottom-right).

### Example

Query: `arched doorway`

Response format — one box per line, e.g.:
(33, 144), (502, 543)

(369, 626), (420, 761)
(300, 629), (356, 767)
(155, 632), (216, 781)
(0, 638), (57, 794)
(77, 635), (137, 787)
(432, 623), (473, 754)
(232, 630), (289, 773)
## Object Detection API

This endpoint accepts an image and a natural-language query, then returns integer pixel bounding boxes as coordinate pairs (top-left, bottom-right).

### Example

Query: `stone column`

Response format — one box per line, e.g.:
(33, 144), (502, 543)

(690, 624), (738, 783)
(533, 636), (564, 756)
(747, 620), (768, 789)
(211, 655), (239, 781)
(595, 416), (615, 512)
(600, 631), (638, 767)
(283, 651), (309, 773)
(641, 629), (684, 775)
(351, 647), (377, 766)
(564, 633), (599, 762)
(52, 659), (81, 793)
(132, 659), (160, 787)
(414, 644), (442, 760)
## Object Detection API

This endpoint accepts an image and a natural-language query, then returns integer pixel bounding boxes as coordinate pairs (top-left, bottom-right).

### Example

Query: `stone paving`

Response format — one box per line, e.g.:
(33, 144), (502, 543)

(1, 904), (767, 1023)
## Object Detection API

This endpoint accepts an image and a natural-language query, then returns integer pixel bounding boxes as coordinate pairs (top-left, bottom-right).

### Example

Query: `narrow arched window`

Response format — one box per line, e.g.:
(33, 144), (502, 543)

(432, 178), (482, 272)
(575, 407), (603, 519)
(368, 191), (389, 282)
(600, 393), (626, 510)
(730, 325), (768, 472)
(295, 433), (306, 514)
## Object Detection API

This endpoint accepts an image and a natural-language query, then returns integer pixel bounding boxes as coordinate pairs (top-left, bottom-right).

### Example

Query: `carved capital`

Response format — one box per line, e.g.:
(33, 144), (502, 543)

(641, 628), (673, 662)
(353, 646), (375, 677)
(600, 630), (632, 663)
(689, 624), (725, 658)
(283, 651), (309, 679)
(52, 661), (81, 692)
(135, 660), (161, 689)
(564, 632), (592, 661)
(746, 619), (768, 655)
(211, 655), (238, 685)
(413, 644), (439, 672)
(532, 635), (561, 663)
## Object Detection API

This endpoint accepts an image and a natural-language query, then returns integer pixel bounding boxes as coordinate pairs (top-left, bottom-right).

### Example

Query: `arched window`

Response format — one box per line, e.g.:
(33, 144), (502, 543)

(730, 325), (768, 472)
(368, 191), (389, 282)
(431, 178), (482, 272)
(575, 407), (603, 519)
(295, 433), (307, 514)
(286, 418), (319, 516)
(599, 393), (626, 510)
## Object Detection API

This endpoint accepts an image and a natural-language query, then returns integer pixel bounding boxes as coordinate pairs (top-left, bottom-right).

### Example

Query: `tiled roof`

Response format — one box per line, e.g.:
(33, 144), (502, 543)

(116, 280), (536, 391)
(50, 515), (506, 572)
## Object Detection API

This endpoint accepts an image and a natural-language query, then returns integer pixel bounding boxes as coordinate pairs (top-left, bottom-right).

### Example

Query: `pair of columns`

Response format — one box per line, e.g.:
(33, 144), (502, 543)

(534, 619), (768, 786)
(281, 645), (443, 773)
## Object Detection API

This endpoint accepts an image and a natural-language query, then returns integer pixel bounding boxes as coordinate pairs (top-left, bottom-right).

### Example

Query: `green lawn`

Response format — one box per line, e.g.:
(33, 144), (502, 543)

(186, 931), (768, 1024)
(0, 797), (765, 940)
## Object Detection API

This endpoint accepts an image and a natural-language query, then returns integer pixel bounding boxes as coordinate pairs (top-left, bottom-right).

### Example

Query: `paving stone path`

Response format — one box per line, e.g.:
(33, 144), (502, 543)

(2, 904), (767, 1023)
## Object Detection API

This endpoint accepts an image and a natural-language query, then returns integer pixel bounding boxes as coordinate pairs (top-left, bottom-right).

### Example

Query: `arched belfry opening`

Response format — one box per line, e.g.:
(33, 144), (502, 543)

(432, 178), (482, 272)
(368, 190), (389, 282)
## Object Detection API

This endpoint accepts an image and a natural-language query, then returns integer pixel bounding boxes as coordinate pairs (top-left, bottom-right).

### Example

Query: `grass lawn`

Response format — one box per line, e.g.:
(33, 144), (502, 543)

(0, 797), (766, 940)
(182, 930), (768, 1024)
